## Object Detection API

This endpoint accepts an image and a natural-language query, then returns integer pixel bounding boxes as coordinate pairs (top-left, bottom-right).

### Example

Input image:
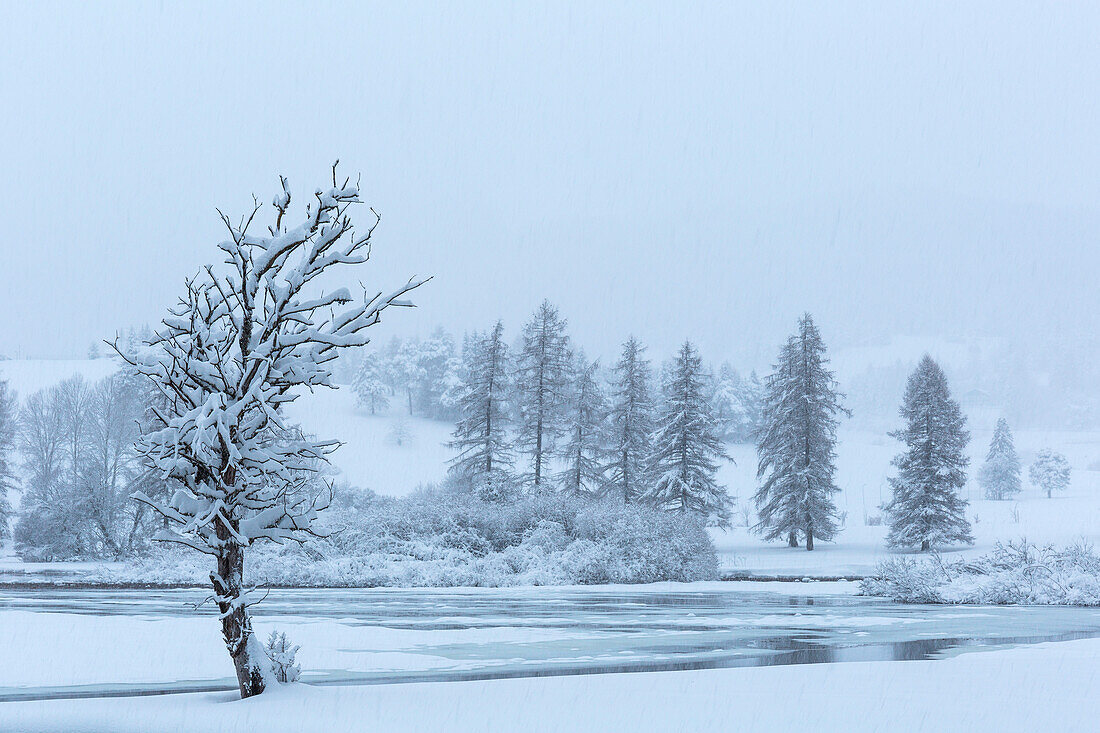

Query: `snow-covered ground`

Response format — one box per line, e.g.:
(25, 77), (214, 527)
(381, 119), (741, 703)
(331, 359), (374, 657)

(3, 634), (1099, 732)
(4, 358), (1100, 578)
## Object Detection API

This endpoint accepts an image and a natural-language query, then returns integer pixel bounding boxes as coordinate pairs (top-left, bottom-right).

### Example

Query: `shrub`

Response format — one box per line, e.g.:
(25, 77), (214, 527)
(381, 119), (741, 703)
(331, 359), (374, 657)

(861, 540), (1100, 605)
(97, 486), (719, 587)
(264, 630), (301, 683)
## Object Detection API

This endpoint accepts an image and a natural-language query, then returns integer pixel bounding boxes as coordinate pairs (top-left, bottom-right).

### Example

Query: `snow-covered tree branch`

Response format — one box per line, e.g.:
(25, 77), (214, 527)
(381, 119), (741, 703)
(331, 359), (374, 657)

(116, 164), (427, 698)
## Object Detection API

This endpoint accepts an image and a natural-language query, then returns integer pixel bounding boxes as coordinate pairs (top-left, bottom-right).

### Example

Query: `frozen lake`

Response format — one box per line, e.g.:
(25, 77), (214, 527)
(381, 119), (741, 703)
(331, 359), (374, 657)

(2, 584), (1100, 702)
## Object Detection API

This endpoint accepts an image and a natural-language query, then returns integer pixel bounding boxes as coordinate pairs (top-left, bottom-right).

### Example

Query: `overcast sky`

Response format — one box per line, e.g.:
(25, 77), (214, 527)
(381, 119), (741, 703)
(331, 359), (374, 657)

(1, 1), (1098, 367)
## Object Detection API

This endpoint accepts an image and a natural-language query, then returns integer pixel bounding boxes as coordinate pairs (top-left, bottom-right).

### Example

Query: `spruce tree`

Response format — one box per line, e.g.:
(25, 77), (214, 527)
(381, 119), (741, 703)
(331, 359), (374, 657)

(754, 314), (848, 550)
(604, 336), (655, 502)
(884, 356), (973, 551)
(515, 300), (572, 492)
(742, 370), (765, 439)
(979, 418), (1022, 500)
(447, 321), (514, 501)
(709, 363), (745, 441)
(559, 353), (609, 496)
(643, 341), (733, 524)
(352, 353), (390, 415)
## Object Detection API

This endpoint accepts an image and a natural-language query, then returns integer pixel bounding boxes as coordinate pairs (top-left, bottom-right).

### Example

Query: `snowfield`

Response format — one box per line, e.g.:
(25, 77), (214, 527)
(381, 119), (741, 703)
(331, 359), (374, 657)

(2, 635), (1099, 732)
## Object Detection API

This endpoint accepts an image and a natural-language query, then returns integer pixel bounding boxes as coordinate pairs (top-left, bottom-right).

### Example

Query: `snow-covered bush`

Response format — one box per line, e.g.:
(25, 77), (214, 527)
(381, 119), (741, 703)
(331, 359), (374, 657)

(1029, 449), (1071, 498)
(861, 541), (1100, 605)
(264, 630), (301, 683)
(96, 486), (719, 587)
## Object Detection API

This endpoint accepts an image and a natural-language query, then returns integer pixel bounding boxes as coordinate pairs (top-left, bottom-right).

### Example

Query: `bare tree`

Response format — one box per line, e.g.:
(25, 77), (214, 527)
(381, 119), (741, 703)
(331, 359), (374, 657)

(119, 164), (427, 698)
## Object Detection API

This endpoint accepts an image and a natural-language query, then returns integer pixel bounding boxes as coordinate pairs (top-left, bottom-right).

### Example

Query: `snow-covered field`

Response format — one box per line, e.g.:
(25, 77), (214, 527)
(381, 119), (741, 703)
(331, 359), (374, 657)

(4, 358), (1100, 579)
(3, 632), (1099, 732)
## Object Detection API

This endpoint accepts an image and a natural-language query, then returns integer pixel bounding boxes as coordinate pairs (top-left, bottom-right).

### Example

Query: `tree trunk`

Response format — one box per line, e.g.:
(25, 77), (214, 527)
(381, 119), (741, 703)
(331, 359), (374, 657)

(787, 531), (798, 547)
(213, 530), (269, 698)
(805, 530), (814, 551)
(1048, 488), (1052, 499)
(921, 539), (930, 552)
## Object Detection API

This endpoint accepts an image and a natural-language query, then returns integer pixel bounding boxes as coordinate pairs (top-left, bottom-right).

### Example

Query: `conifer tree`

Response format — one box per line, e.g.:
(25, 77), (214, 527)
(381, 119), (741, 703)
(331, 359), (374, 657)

(884, 356), (973, 551)
(979, 418), (1022, 500)
(514, 300), (571, 491)
(643, 341), (732, 524)
(754, 314), (848, 550)
(559, 352), (609, 496)
(352, 353), (389, 415)
(742, 370), (765, 439)
(604, 337), (655, 502)
(448, 321), (514, 501)
(709, 363), (745, 441)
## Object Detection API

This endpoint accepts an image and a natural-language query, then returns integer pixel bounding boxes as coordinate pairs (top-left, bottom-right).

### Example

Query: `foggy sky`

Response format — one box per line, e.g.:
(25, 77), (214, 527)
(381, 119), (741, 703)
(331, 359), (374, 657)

(2, 1), (1098, 368)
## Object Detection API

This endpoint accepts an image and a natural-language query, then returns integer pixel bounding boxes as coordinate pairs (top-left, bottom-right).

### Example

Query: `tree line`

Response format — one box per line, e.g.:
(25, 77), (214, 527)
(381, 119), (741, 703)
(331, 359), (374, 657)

(0, 312), (1076, 560)
(356, 300), (767, 526)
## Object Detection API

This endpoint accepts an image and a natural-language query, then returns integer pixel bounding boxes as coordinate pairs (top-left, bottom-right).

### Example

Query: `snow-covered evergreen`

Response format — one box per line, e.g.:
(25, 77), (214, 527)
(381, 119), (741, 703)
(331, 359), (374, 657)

(1029, 449), (1071, 498)
(884, 356), (973, 551)
(709, 363), (764, 442)
(979, 418), (1022, 500)
(753, 314), (848, 550)
(604, 337), (655, 503)
(448, 321), (515, 501)
(411, 329), (458, 418)
(558, 352), (609, 496)
(351, 353), (389, 415)
(514, 300), (572, 492)
(120, 168), (426, 699)
(643, 341), (732, 524)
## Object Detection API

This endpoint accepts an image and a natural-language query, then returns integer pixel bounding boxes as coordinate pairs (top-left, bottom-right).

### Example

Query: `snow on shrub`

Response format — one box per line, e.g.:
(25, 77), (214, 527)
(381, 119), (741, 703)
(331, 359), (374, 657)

(93, 487), (719, 587)
(264, 630), (301, 683)
(861, 540), (1100, 605)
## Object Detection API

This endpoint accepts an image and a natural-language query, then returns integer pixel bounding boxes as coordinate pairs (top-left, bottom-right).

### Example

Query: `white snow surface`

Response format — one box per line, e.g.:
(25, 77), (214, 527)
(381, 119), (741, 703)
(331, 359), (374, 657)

(3, 636), (1099, 732)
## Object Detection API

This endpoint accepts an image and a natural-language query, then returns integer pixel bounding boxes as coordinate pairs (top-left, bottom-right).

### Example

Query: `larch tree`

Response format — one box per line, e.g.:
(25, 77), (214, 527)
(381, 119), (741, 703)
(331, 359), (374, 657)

(884, 356), (973, 551)
(119, 166), (426, 698)
(1029, 449), (1071, 498)
(352, 353), (390, 415)
(754, 314), (849, 550)
(514, 300), (572, 492)
(979, 418), (1022, 500)
(447, 321), (514, 501)
(558, 352), (609, 497)
(643, 341), (733, 524)
(604, 336), (655, 503)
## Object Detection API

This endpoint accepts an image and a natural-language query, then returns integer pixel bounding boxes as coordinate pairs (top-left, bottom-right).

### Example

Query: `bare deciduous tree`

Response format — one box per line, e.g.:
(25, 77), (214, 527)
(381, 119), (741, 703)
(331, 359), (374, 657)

(120, 164), (427, 698)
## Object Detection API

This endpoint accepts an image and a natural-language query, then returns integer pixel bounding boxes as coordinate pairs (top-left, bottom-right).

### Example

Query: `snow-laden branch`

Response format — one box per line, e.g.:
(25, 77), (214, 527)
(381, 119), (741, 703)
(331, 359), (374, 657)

(116, 167), (428, 556)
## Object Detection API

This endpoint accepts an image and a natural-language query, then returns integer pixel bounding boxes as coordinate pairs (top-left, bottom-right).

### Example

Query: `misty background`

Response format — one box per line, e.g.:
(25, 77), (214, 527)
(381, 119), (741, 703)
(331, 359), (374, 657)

(1, 1), (1097, 427)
